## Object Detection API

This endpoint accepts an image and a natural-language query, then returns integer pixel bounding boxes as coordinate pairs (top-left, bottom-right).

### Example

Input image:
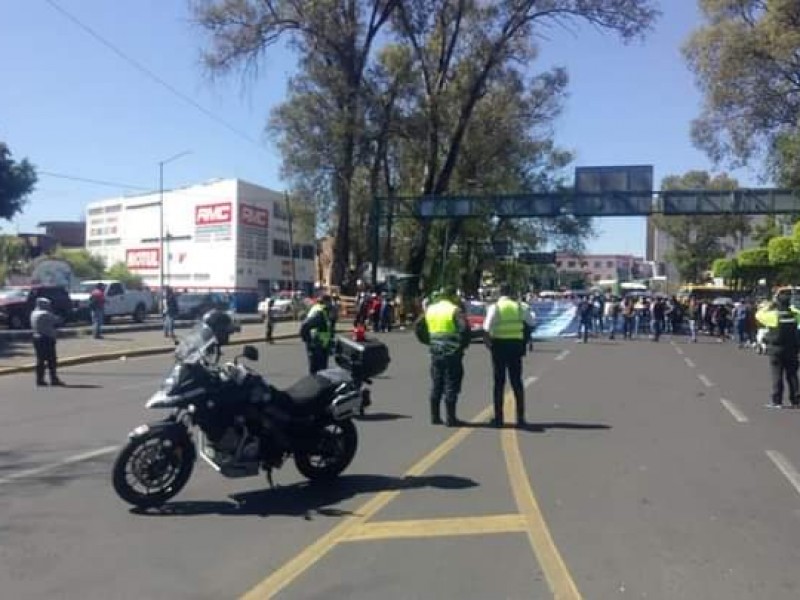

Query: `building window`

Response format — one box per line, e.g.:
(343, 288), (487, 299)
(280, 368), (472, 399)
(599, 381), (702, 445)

(593, 274), (601, 281)
(193, 274), (210, 280)
(87, 240), (102, 247)
(105, 204), (122, 213)
(104, 238), (120, 246)
(593, 261), (601, 268)
(556, 261), (562, 268)
(88, 207), (103, 216)
(273, 239), (291, 257)
(581, 261), (588, 268)
(567, 261), (575, 268)
(606, 261), (614, 268)
(127, 202), (160, 210)
(301, 245), (315, 260)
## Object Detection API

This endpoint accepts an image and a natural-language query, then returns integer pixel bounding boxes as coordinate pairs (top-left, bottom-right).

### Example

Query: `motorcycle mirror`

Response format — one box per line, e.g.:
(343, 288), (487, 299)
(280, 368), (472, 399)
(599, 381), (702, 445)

(242, 345), (259, 361)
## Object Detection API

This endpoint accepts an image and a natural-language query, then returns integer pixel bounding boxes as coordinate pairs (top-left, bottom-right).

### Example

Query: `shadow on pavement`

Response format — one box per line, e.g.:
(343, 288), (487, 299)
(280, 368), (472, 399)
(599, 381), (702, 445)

(459, 421), (611, 433)
(354, 412), (411, 422)
(133, 473), (478, 518)
(52, 383), (103, 389)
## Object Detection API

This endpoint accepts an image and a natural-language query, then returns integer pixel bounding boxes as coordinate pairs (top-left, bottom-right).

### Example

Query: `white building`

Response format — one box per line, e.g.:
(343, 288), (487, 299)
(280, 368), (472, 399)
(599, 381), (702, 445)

(84, 179), (315, 298)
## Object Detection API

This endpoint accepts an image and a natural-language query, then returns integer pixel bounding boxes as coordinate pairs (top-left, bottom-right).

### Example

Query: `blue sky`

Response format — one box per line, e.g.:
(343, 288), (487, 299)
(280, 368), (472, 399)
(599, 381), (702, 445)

(1, 0), (763, 255)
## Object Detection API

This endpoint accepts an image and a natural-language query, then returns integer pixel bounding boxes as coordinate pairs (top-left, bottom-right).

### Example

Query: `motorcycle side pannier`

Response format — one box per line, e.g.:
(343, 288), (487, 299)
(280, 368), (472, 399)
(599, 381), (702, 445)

(334, 336), (390, 379)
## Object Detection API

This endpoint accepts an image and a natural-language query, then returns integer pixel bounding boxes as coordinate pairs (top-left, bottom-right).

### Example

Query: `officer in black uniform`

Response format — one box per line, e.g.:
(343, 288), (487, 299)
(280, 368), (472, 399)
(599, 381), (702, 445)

(757, 292), (800, 408)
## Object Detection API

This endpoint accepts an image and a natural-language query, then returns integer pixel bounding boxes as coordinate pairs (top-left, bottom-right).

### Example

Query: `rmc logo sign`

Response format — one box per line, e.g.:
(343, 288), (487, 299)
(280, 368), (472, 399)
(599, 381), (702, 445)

(240, 203), (269, 228)
(195, 202), (232, 226)
(126, 248), (160, 270)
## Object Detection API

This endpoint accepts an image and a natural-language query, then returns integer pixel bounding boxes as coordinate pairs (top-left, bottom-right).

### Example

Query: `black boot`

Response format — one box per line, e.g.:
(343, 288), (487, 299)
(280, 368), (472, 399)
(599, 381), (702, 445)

(430, 398), (443, 425)
(445, 403), (459, 427)
(493, 398), (504, 428)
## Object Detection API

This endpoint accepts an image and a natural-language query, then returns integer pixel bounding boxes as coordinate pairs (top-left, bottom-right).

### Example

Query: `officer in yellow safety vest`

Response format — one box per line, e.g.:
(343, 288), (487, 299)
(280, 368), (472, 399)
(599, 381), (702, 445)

(415, 286), (470, 426)
(300, 294), (334, 374)
(756, 291), (800, 408)
(484, 283), (536, 427)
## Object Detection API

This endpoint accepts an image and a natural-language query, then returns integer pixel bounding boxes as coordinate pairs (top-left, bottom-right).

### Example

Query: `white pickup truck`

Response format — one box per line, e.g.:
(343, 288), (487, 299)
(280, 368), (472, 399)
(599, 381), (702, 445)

(70, 280), (156, 323)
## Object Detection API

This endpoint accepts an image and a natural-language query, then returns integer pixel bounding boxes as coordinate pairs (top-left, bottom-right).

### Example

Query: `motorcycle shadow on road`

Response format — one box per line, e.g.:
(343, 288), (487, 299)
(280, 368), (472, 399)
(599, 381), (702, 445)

(459, 421), (612, 433)
(353, 412), (411, 422)
(132, 473), (478, 519)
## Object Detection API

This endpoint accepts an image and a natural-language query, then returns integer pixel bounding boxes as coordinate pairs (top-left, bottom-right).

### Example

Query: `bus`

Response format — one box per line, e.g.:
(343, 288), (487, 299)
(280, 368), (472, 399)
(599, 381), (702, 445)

(677, 284), (733, 302)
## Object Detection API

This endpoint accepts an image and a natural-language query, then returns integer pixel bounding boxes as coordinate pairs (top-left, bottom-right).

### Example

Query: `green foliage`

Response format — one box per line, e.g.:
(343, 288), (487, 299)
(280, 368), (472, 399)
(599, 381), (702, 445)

(712, 257), (737, 281)
(684, 0), (800, 184)
(50, 247), (105, 280)
(651, 171), (749, 283)
(0, 142), (37, 220)
(737, 247), (769, 267)
(768, 236), (797, 265)
(105, 262), (143, 289)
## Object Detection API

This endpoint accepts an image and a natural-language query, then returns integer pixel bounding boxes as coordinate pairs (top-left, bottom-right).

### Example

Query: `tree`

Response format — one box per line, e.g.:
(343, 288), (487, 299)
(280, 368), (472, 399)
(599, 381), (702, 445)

(684, 0), (800, 185)
(0, 142), (37, 221)
(651, 171), (750, 283)
(712, 257), (737, 283)
(106, 262), (144, 289)
(393, 0), (659, 286)
(50, 247), (105, 280)
(194, 0), (399, 287)
(0, 234), (29, 284)
(736, 246), (771, 288)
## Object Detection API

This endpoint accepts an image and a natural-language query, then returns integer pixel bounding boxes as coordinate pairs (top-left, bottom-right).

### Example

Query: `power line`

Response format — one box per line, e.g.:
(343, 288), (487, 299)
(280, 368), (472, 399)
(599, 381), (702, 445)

(43, 0), (267, 153)
(39, 170), (151, 191)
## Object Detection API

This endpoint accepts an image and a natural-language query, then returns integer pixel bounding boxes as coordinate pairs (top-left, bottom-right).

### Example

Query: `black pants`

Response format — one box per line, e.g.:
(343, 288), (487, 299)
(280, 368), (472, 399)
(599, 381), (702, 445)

(307, 346), (330, 374)
(33, 336), (58, 383)
(770, 352), (799, 405)
(265, 320), (274, 343)
(491, 342), (525, 423)
(430, 353), (464, 418)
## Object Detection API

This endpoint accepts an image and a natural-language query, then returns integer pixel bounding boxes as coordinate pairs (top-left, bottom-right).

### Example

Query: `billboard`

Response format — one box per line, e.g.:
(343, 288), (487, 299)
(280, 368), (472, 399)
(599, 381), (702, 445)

(195, 202), (233, 243)
(239, 203), (269, 228)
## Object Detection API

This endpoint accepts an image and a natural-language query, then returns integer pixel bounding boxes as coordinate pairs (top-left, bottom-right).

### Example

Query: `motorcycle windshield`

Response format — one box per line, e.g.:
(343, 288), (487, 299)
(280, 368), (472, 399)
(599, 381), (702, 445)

(175, 324), (217, 363)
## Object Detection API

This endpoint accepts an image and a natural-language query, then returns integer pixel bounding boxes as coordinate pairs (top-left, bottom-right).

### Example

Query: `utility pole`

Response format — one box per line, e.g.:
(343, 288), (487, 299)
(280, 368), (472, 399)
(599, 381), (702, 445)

(158, 150), (191, 308)
(285, 191), (297, 292)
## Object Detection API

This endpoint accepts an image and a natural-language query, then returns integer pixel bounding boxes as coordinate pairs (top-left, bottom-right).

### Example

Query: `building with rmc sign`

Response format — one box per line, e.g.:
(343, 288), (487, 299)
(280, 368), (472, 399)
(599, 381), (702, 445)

(84, 179), (315, 299)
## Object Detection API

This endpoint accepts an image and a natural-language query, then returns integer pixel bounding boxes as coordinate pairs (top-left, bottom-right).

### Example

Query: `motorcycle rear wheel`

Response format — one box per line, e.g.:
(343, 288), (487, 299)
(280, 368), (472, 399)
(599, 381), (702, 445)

(112, 430), (194, 508)
(294, 420), (358, 482)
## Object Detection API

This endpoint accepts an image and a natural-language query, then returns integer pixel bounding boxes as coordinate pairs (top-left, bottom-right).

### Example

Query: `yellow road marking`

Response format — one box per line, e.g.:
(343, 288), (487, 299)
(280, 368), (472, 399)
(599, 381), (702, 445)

(240, 406), (493, 600)
(502, 394), (582, 600)
(344, 514), (527, 542)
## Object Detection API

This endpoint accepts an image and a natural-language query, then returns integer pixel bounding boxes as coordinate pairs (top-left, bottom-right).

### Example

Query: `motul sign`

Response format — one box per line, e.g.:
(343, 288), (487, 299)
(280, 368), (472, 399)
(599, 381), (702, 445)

(126, 248), (160, 270)
(195, 202), (232, 225)
(240, 204), (269, 228)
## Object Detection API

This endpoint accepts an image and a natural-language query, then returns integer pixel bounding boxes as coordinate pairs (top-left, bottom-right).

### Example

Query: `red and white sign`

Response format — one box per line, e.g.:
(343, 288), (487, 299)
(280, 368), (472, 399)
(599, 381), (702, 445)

(239, 203), (269, 228)
(126, 248), (160, 270)
(195, 202), (232, 226)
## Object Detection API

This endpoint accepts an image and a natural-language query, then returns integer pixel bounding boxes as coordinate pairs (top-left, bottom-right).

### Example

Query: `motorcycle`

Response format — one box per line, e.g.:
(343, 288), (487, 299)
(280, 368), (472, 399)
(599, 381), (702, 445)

(112, 324), (390, 509)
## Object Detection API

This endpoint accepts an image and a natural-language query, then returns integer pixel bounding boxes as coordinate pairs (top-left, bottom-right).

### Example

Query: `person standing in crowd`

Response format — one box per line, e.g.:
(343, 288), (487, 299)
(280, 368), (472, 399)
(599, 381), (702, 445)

(669, 296), (683, 336)
(329, 294), (340, 333)
(484, 283), (536, 427)
(757, 292), (800, 408)
(577, 296), (593, 343)
(89, 282), (106, 339)
(607, 296), (620, 340)
(163, 287), (178, 339)
(734, 300), (748, 348)
(31, 297), (64, 387)
(715, 301), (730, 342)
(651, 297), (665, 342)
(687, 296), (700, 343)
(415, 286), (469, 426)
(592, 294), (605, 335)
(622, 296), (635, 339)
(300, 294), (334, 374)
(264, 295), (276, 344)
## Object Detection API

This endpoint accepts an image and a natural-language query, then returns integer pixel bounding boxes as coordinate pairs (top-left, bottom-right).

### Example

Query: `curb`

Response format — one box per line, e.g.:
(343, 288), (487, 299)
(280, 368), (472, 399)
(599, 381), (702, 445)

(0, 326), (351, 377)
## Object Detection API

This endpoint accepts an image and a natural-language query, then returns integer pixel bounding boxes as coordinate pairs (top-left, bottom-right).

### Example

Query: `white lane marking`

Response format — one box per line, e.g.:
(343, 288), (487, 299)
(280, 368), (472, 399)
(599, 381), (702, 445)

(675, 347), (684, 356)
(720, 398), (749, 423)
(766, 450), (800, 498)
(684, 357), (696, 368)
(524, 376), (538, 388)
(555, 350), (570, 361)
(0, 445), (119, 486)
(697, 374), (714, 388)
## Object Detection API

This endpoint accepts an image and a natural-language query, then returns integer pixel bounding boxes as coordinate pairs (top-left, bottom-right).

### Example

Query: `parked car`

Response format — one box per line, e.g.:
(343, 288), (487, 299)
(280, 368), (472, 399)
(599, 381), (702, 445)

(258, 290), (309, 321)
(175, 292), (229, 320)
(0, 285), (73, 329)
(466, 302), (487, 340)
(70, 280), (156, 323)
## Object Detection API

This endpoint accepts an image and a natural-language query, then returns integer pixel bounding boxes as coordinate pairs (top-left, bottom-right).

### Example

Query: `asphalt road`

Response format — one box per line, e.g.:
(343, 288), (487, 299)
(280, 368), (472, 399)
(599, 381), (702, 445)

(2, 332), (800, 599)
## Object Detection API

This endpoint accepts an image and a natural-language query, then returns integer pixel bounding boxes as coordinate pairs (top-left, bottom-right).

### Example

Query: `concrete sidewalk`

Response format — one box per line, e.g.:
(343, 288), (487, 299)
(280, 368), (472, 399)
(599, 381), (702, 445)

(0, 319), (301, 375)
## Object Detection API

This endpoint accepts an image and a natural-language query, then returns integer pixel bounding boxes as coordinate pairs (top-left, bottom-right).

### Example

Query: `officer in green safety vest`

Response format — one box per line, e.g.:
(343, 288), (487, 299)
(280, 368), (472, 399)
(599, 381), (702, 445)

(756, 291), (800, 408)
(484, 283), (536, 427)
(300, 294), (334, 374)
(415, 286), (470, 426)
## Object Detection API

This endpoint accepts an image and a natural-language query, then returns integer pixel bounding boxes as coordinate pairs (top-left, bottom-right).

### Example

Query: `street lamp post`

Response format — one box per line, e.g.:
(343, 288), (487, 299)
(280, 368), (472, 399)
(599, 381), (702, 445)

(158, 151), (191, 305)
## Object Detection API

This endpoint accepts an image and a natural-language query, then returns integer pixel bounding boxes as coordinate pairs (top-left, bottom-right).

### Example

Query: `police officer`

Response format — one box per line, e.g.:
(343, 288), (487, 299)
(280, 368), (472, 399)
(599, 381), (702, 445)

(484, 283), (536, 427)
(300, 294), (334, 374)
(756, 292), (800, 408)
(31, 297), (64, 387)
(415, 286), (469, 426)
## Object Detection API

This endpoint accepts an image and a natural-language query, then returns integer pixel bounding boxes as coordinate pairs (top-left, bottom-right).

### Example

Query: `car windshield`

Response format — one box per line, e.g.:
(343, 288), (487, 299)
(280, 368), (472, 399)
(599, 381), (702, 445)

(0, 288), (29, 300)
(467, 303), (486, 316)
(174, 324), (216, 362)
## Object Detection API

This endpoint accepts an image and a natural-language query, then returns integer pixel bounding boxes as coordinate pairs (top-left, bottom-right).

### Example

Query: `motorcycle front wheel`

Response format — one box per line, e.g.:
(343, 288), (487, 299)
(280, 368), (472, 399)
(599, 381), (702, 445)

(294, 420), (358, 482)
(112, 430), (195, 508)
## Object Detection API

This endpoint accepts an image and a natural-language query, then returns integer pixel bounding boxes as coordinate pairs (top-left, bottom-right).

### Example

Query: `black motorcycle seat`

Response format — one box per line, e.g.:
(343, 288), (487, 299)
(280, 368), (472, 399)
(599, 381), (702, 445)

(271, 374), (338, 416)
